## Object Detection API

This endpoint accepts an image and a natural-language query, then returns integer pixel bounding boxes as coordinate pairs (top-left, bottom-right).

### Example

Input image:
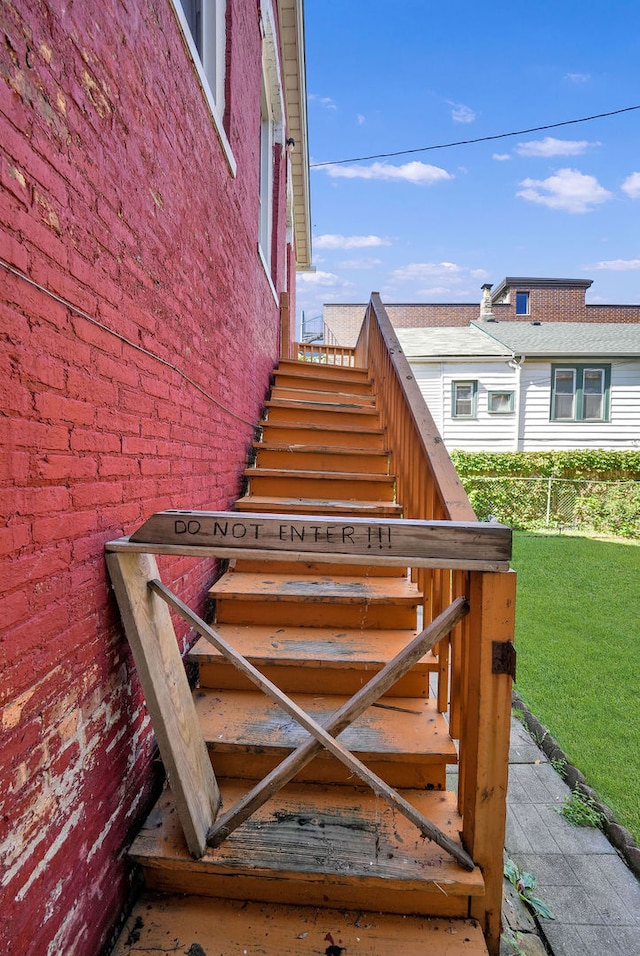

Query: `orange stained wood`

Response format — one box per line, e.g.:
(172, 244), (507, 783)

(233, 495), (403, 517)
(193, 688), (457, 787)
(274, 370), (374, 394)
(244, 469), (397, 502)
(188, 624), (436, 697)
(253, 444), (391, 474)
(130, 783), (484, 913)
(259, 420), (387, 450)
(209, 571), (420, 629)
(270, 385), (377, 406)
(111, 895), (489, 956)
(264, 398), (380, 428)
(278, 356), (368, 381)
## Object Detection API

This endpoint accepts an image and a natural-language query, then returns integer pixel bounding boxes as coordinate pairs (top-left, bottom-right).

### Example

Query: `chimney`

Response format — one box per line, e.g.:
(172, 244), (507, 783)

(478, 282), (496, 322)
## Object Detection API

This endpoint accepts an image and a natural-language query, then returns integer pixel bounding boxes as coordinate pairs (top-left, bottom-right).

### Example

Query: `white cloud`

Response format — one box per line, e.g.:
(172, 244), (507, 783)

(449, 102), (476, 124)
(493, 153), (511, 162)
(517, 168), (612, 213)
(297, 269), (347, 287)
(565, 72), (591, 83)
(621, 172), (640, 199)
(589, 258), (640, 271)
(314, 234), (391, 250)
(309, 94), (337, 110)
(387, 262), (489, 298)
(340, 257), (383, 269)
(356, 113), (366, 126)
(515, 137), (598, 157)
(323, 161), (452, 185)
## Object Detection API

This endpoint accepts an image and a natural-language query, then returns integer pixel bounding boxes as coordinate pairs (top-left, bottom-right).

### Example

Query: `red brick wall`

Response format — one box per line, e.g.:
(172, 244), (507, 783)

(0, 1), (291, 953)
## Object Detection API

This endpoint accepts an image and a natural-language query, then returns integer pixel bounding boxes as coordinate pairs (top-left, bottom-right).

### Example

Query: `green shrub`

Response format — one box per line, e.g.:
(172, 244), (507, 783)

(451, 449), (640, 480)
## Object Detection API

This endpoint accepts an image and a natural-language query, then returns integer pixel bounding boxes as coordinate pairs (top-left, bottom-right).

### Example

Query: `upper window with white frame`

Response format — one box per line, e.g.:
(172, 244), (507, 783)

(451, 381), (478, 419)
(176, 0), (226, 114)
(550, 364), (611, 422)
(515, 291), (530, 315)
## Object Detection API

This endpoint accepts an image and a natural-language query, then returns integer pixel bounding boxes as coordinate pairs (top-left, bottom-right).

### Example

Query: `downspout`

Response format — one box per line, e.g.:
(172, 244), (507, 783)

(509, 355), (526, 451)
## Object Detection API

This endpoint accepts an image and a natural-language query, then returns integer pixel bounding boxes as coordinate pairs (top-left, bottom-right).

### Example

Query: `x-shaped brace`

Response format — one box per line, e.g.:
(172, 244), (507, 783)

(149, 580), (473, 870)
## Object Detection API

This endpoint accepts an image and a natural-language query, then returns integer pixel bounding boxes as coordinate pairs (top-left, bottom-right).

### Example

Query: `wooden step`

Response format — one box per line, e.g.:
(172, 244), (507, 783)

(253, 443), (390, 474)
(234, 495), (403, 517)
(274, 368), (374, 395)
(129, 782), (484, 914)
(193, 688), (456, 788)
(270, 385), (376, 407)
(259, 421), (386, 451)
(209, 572), (420, 628)
(244, 468), (396, 502)
(188, 624), (437, 696)
(231, 558), (406, 577)
(277, 357), (370, 383)
(265, 399), (380, 428)
(112, 894), (489, 956)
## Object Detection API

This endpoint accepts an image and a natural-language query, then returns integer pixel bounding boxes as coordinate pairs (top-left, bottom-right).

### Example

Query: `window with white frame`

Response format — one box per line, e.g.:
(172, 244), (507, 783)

(550, 364), (610, 422)
(259, 78), (274, 261)
(451, 381), (478, 419)
(257, 2), (285, 280)
(515, 291), (530, 315)
(488, 390), (515, 414)
(177, 0), (226, 114)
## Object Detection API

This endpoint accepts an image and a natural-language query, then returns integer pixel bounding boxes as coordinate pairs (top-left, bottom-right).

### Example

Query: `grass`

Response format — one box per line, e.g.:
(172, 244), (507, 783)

(511, 531), (640, 844)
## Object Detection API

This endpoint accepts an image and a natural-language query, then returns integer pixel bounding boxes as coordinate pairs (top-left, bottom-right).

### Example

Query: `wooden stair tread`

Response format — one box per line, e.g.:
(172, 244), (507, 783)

(130, 783), (483, 895)
(245, 467), (395, 483)
(254, 441), (389, 457)
(193, 688), (457, 762)
(275, 371), (374, 394)
(188, 624), (437, 668)
(209, 572), (420, 605)
(260, 420), (385, 437)
(277, 358), (369, 379)
(234, 496), (402, 515)
(271, 386), (376, 405)
(266, 398), (379, 415)
(112, 894), (489, 955)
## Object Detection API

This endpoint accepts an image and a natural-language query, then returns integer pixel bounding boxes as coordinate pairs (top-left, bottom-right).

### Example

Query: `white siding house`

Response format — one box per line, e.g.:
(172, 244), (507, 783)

(398, 323), (640, 452)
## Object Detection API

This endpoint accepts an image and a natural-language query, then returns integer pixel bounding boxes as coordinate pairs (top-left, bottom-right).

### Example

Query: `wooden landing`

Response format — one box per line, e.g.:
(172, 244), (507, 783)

(112, 895), (489, 955)
(130, 782), (483, 914)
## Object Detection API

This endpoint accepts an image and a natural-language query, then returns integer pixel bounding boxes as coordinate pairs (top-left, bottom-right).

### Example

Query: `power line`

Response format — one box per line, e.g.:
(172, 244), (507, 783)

(310, 104), (640, 168)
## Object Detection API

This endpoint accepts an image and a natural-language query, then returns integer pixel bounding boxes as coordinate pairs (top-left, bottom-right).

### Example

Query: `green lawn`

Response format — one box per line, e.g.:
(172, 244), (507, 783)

(510, 531), (640, 844)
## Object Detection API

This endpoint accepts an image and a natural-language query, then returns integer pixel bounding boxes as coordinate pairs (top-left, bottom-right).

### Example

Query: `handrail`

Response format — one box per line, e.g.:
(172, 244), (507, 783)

(355, 293), (476, 522)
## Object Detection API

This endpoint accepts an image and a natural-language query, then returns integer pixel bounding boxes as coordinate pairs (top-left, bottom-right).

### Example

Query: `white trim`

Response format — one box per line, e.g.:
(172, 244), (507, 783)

(168, 0), (237, 177)
(258, 244), (279, 304)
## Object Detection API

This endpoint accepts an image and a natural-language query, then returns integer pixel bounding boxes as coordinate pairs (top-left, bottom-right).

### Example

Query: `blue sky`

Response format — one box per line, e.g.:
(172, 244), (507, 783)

(297, 0), (640, 325)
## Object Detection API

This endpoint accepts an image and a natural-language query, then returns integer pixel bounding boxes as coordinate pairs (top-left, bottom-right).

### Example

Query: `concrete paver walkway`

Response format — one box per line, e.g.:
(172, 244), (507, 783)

(506, 717), (640, 955)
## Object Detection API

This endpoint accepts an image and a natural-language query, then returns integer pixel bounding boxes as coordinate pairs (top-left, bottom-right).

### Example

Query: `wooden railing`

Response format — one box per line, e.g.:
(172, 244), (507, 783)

(295, 341), (355, 365)
(296, 294), (516, 953)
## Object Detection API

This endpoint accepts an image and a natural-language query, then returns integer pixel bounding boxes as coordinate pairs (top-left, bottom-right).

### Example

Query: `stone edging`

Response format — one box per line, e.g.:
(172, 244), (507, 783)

(512, 690), (640, 880)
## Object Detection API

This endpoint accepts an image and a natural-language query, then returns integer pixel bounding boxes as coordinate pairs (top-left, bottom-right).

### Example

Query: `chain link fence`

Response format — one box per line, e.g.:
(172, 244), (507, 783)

(460, 477), (640, 537)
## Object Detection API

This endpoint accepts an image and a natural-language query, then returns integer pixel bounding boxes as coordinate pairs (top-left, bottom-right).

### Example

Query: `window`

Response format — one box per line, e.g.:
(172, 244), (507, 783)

(452, 381), (478, 418)
(488, 390), (515, 414)
(259, 78), (274, 261)
(177, 0), (226, 113)
(550, 364), (610, 422)
(515, 291), (530, 315)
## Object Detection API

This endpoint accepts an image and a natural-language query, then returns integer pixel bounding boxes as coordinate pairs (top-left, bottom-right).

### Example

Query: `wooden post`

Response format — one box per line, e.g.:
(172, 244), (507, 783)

(279, 291), (291, 360)
(106, 552), (221, 858)
(459, 570), (516, 956)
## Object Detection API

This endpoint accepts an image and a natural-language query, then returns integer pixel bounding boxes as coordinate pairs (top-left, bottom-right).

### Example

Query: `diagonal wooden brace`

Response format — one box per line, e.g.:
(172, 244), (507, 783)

(149, 581), (473, 869)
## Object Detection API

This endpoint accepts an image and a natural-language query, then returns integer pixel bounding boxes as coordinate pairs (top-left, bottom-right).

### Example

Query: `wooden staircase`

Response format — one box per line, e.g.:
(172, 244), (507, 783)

(108, 347), (514, 956)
